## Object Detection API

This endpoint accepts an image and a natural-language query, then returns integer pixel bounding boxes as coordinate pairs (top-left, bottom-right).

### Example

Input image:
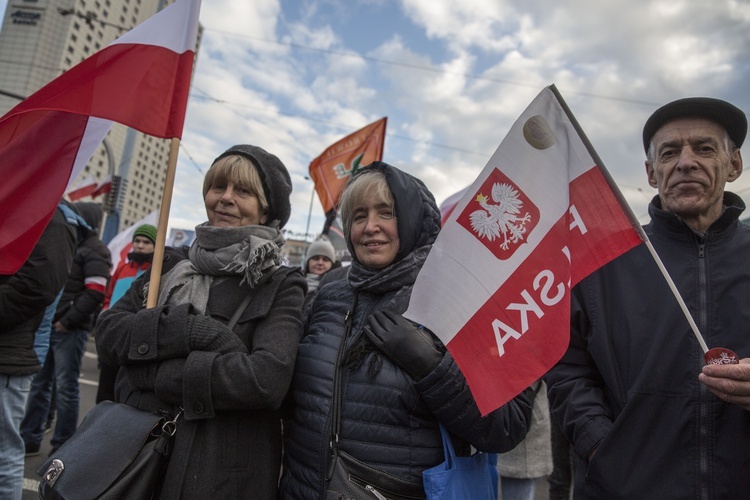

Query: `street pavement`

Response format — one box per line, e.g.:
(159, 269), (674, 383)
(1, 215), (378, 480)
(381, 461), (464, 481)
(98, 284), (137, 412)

(22, 336), (100, 499)
(21, 336), (553, 499)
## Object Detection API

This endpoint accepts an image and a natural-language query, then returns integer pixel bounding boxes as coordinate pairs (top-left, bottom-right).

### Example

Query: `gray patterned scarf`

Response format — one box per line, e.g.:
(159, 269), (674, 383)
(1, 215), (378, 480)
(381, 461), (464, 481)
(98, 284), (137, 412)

(156, 222), (284, 313)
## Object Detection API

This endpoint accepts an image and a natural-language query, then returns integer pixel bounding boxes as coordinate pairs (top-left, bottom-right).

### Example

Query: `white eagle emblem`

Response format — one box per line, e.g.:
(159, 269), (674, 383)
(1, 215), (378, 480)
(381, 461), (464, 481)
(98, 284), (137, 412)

(469, 183), (532, 250)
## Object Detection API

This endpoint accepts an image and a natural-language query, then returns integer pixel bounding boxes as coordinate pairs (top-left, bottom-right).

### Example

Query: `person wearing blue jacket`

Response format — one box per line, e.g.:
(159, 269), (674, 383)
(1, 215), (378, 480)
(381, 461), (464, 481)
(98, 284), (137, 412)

(545, 97), (750, 499)
(280, 162), (533, 499)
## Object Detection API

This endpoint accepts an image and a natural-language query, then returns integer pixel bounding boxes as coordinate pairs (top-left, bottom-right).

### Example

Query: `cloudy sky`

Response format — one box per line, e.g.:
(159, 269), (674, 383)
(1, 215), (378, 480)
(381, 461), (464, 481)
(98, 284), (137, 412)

(4, 0), (750, 238)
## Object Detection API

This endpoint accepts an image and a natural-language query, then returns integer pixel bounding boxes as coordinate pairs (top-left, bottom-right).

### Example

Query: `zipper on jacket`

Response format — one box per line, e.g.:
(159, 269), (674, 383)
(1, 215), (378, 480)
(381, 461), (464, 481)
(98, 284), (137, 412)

(696, 238), (710, 500)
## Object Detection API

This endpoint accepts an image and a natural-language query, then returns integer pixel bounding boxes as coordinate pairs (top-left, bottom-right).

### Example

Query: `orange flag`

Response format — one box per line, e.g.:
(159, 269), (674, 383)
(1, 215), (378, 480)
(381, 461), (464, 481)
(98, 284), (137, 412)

(309, 117), (387, 214)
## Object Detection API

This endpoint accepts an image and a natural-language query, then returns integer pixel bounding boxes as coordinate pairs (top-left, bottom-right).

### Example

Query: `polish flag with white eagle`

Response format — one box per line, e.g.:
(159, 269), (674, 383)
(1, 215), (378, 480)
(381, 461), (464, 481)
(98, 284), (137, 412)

(0, 0), (200, 274)
(405, 85), (645, 415)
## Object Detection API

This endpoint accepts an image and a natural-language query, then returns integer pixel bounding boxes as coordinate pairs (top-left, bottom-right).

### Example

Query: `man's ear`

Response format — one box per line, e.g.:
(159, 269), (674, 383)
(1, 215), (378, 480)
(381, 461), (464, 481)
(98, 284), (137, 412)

(727, 150), (743, 183)
(645, 161), (658, 188)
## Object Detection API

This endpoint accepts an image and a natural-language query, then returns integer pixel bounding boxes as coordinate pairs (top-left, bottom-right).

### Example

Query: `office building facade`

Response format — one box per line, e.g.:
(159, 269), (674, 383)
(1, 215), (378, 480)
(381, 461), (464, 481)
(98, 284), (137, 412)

(0, 0), (188, 233)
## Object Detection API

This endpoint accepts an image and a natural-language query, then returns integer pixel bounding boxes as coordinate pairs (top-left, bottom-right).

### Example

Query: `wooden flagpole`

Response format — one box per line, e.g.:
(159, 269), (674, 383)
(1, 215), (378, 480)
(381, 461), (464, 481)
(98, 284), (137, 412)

(146, 137), (181, 309)
(550, 84), (709, 354)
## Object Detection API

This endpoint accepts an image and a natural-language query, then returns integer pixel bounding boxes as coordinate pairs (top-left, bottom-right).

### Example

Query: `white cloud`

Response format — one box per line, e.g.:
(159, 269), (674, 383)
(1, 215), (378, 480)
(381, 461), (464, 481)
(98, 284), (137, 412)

(159, 0), (750, 238)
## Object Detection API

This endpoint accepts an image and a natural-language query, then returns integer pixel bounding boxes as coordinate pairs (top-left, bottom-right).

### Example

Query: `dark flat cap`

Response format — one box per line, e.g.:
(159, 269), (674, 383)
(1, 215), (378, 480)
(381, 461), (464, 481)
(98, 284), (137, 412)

(642, 97), (747, 152)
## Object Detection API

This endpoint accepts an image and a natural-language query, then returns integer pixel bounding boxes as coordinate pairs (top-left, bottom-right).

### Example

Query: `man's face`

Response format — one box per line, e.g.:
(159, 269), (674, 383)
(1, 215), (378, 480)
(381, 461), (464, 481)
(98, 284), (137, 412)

(646, 117), (743, 232)
(132, 235), (155, 255)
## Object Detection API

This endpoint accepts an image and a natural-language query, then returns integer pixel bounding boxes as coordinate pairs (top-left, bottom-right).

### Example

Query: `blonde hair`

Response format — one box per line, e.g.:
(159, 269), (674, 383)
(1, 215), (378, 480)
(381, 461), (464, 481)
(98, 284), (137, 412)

(203, 154), (269, 214)
(338, 169), (394, 237)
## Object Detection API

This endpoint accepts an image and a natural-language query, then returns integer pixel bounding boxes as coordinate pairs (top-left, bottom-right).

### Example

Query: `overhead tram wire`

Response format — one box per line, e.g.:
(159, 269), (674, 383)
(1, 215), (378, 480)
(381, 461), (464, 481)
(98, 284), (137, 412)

(190, 87), (491, 159)
(202, 28), (662, 108)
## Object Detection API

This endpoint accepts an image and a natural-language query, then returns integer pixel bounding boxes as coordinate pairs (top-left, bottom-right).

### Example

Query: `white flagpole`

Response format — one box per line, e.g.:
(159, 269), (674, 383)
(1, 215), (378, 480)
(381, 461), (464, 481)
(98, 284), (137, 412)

(550, 85), (709, 354)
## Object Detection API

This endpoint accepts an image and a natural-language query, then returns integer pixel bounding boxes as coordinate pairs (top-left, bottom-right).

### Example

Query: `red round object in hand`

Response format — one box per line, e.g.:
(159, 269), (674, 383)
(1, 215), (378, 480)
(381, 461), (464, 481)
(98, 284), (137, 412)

(704, 347), (740, 365)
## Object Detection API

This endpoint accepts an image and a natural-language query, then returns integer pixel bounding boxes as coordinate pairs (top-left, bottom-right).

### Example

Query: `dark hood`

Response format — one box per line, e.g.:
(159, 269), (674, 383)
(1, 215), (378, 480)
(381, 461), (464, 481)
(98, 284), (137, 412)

(72, 202), (103, 234)
(345, 161), (441, 264)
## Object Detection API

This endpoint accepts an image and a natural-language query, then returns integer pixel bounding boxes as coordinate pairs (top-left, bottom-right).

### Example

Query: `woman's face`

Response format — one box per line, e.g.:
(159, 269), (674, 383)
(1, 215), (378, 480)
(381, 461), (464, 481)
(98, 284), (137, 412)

(205, 180), (266, 227)
(307, 255), (333, 275)
(349, 191), (399, 269)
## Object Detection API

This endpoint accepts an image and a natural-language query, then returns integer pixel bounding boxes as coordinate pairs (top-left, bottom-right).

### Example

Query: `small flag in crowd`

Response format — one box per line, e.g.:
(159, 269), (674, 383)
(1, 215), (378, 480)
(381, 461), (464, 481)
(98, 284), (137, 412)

(66, 174), (113, 201)
(0, 0), (201, 274)
(66, 175), (98, 201)
(405, 85), (644, 415)
(92, 174), (113, 198)
(309, 117), (387, 231)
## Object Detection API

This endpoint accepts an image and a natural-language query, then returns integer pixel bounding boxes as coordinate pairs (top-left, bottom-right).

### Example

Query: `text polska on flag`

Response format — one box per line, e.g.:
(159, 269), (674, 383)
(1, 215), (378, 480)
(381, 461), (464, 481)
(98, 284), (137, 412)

(405, 85), (644, 415)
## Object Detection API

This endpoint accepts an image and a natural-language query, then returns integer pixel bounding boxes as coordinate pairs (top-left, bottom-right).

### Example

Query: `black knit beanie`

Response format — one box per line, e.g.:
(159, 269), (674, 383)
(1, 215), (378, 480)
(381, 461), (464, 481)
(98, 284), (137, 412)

(212, 145), (293, 228)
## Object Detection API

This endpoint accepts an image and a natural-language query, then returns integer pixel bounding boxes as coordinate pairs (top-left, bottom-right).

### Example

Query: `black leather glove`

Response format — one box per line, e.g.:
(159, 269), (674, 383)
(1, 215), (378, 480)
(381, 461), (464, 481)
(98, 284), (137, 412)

(187, 314), (248, 354)
(363, 310), (443, 381)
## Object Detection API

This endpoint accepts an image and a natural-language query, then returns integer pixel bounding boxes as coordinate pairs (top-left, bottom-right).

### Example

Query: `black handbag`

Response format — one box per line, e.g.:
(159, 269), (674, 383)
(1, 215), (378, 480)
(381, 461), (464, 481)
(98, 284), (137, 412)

(324, 295), (425, 500)
(37, 401), (180, 500)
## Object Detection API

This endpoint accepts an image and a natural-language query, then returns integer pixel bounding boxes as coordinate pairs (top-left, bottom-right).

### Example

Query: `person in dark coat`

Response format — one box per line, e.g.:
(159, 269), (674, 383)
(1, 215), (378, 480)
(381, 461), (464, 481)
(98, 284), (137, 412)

(545, 97), (750, 498)
(280, 161), (533, 499)
(0, 204), (77, 499)
(300, 237), (337, 319)
(96, 223), (157, 404)
(95, 145), (306, 499)
(22, 201), (111, 456)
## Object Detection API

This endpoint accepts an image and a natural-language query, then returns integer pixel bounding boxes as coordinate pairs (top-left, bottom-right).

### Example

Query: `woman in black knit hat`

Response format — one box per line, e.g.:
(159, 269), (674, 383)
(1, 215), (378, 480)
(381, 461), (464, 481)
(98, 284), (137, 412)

(96, 145), (306, 499)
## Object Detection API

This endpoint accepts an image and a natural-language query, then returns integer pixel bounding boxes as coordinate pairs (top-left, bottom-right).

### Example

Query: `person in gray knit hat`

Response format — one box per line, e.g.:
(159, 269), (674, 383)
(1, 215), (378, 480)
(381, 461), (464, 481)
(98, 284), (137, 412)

(96, 144), (305, 498)
(301, 237), (337, 319)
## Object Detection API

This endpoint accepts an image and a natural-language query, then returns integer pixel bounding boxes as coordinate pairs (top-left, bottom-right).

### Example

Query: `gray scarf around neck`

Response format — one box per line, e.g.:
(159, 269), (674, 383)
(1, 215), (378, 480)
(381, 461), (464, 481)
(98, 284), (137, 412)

(156, 222), (284, 313)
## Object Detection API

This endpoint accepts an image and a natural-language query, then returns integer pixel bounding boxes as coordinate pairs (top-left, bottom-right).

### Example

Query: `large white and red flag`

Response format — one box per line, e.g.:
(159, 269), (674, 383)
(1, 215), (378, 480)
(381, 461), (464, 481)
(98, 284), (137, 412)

(0, 0), (200, 274)
(405, 85), (644, 415)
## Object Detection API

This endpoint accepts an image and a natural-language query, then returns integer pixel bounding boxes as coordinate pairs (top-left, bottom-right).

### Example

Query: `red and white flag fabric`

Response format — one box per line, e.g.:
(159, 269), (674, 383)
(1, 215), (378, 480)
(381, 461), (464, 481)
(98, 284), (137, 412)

(92, 174), (113, 198)
(0, 0), (200, 274)
(405, 85), (644, 415)
(438, 185), (469, 226)
(309, 117), (387, 215)
(66, 174), (112, 201)
(65, 174), (98, 201)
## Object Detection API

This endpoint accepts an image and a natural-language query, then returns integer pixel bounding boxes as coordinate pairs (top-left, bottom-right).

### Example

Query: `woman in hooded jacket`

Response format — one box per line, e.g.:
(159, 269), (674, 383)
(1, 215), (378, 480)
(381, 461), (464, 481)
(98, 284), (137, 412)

(95, 145), (306, 499)
(279, 162), (533, 499)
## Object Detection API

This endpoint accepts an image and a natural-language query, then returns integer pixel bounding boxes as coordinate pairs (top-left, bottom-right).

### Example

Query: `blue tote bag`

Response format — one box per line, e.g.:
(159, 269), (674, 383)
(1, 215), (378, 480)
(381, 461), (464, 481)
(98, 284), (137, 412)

(422, 425), (499, 500)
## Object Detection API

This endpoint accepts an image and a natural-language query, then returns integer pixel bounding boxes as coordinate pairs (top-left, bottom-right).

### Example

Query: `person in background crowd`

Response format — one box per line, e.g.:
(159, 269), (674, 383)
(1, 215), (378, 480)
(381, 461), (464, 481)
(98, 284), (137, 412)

(280, 162), (533, 499)
(103, 223), (157, 309)
(301, 237), (337, 317)
(497, 380), (553, 500)
(21, 202), (111, 457)
(545, 97), (750, 498)
(0, 203), (77, 499)
(95, 223), (157, 403)
(96, 144), (306, 498)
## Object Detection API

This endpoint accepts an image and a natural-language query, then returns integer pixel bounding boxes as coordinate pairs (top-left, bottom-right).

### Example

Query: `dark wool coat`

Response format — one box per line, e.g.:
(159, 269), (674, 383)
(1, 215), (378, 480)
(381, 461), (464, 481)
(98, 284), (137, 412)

(545, 193), (750, 499)
(280, 163), (533, 499)
(0, 207), (76, 375)
(96, 247), (306, 499)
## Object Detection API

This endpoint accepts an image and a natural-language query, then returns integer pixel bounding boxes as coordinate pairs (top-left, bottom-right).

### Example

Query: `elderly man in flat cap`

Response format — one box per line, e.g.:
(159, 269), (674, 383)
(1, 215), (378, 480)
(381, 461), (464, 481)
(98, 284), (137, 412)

(545, 97), (750, 499)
